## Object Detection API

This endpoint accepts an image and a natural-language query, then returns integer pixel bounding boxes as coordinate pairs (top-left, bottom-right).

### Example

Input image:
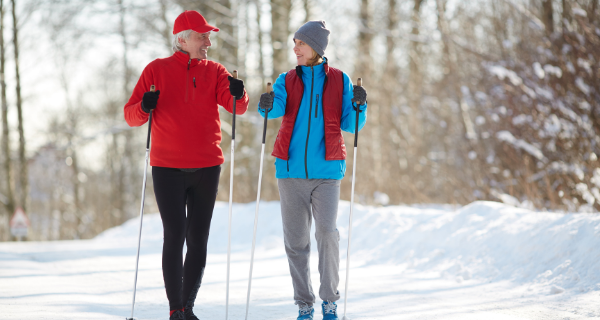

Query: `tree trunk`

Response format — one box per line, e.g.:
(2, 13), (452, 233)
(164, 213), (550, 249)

(158, 0), (171, 51)
(270, 0), (292, 77)
(408, 0), (424, 139)
(562, 0), (570, 30)
(304, 0), (310, 21)
(542, 0), (554, 34)
(256, 0), (265, 87)
(11, 0), (26, 213)
(216, 0), (238, 71)
(589, 0), (598, 24)
(0, 0), (14, 240)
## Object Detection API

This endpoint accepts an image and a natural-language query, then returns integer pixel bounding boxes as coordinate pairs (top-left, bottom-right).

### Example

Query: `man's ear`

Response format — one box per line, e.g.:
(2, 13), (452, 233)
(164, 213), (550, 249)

(178, 37), (186, 45)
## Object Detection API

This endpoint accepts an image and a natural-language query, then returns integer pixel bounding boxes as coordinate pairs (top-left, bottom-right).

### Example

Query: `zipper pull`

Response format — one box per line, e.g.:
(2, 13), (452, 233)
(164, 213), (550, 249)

(193, 77), (196, 88)
(188, 59), (191, 70)
(315, 94), (319, 118)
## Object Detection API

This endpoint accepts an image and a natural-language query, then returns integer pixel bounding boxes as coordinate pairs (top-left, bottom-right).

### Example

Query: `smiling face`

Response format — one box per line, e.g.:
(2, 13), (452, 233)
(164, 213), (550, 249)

(293, 39), (317, 66)
(180, 31), (212, 60)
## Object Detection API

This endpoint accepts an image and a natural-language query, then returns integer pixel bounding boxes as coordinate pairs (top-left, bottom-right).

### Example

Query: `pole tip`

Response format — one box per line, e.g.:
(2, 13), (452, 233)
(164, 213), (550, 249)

(233, 70), (238, 79)
(150, 85), (155, 92)
(266, 82), (272, 93)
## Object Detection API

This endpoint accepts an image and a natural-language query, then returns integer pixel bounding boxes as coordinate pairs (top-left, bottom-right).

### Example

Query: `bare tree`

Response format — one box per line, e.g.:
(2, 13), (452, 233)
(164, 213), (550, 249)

(255, 0), (266, 86)
(541, 0), (554, 34)
(10, 0), (26, 213)
(304, 0), (311, 21)
(0, 0), (14, 240)
(271, 0), (292, 77)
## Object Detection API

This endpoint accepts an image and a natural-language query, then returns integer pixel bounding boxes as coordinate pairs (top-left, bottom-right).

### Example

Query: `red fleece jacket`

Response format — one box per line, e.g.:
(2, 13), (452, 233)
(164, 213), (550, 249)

(124, 51), (249, 168)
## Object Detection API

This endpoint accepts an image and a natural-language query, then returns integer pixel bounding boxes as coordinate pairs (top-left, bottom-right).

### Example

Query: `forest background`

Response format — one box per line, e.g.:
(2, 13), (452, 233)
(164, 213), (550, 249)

(0, 0), (598, 241)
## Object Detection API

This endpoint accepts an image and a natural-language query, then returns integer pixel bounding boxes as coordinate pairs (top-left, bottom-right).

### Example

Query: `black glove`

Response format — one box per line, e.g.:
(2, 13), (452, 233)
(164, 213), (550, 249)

(351, 85), (367, 106)
(141, 90), (160, 113)
(259, 92), (275, 112)
(228, 76), (244, 100)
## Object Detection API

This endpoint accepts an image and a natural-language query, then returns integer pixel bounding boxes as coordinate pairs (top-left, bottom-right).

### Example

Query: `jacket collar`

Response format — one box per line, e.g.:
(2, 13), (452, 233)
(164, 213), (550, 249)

(174, 50), (206, 69)
(295, 57), (328, 78)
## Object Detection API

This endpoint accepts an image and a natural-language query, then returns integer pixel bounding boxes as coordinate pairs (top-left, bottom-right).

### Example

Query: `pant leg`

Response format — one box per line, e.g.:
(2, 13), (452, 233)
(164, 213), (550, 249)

(181, 165), (221, 309)
(311, 179), (341, 302)
(278, 178), (316, 306)
(152, 167), (188, 311)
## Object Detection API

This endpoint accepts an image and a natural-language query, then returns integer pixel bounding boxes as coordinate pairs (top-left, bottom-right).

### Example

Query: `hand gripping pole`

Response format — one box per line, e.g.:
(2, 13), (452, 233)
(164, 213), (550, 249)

(225, 70), (238, 320)
(342, 78), (362, 320)
(244, 82), (272, 320)
(127, 84), (155, 320)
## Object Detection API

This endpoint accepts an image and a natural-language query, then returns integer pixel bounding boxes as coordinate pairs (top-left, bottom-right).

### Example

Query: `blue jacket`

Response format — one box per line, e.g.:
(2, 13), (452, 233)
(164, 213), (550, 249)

(259, 60), (367, 180)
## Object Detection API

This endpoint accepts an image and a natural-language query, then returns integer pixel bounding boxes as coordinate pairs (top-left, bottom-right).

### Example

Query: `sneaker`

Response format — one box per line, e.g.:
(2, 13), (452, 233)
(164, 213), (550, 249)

(321, 301), (338, 320)
(297, 303), (314, 320)
(184, 307), (199, 320)
(169, 310), (185, 320)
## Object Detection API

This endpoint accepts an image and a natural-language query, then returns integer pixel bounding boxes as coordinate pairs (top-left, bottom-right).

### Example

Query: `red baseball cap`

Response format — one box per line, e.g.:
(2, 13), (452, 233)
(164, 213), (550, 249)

(173, 10), (219, 34)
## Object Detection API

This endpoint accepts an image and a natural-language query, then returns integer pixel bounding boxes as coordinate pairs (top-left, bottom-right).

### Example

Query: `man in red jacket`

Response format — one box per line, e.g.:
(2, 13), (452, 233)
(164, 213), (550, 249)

(124, 10), (248, 320)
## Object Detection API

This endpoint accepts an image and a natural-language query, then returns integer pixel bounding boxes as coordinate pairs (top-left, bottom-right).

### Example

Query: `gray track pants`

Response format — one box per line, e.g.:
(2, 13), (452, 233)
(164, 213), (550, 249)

(278, 178), (341, 306)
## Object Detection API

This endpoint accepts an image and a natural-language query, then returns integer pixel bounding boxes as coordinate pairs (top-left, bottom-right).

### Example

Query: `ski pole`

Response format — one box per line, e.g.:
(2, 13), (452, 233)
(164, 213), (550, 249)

(225, 70), (238, 320)
(244, 82), (272, 320)
(127, 84), (155, 320)
(342, 78), (363, 320)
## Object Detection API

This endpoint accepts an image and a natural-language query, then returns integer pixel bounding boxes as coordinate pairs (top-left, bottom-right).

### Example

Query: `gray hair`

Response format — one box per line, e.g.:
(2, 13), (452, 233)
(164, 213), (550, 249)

(172, 30), (193, 52)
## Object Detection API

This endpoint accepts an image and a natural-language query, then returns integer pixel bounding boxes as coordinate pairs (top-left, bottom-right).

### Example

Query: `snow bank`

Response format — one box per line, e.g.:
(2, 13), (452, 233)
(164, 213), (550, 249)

(96, 200), (600, 296)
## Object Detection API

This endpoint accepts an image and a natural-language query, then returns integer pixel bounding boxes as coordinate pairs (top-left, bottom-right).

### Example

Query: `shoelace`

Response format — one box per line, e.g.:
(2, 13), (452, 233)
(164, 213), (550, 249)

(299, 304), (313, 315)
(323, 302), (337, 314)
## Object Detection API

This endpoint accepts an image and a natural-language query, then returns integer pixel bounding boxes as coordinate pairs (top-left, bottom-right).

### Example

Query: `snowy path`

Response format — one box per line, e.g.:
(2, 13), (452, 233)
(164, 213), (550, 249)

(1, 201), (599, 319)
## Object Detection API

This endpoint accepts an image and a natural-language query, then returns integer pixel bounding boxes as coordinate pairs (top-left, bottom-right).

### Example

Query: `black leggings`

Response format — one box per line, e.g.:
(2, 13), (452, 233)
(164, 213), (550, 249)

(152, 165), (221, 311)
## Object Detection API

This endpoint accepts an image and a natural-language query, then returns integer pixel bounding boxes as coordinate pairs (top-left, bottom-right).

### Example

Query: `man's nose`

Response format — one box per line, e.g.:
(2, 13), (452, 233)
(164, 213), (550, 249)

(206, 38), (212, 47)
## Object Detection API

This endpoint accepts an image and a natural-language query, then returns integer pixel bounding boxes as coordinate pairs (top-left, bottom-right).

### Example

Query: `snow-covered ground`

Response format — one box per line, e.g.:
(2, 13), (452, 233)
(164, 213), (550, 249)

(1, 201), (599, 319)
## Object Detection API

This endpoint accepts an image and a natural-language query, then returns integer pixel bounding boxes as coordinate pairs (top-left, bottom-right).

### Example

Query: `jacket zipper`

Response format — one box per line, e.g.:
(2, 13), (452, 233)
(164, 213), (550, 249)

(193, 77), (196, 88)
(185, 58), (191, 102)
(315, 94), (319, 118)
(304, 66), (314, 179)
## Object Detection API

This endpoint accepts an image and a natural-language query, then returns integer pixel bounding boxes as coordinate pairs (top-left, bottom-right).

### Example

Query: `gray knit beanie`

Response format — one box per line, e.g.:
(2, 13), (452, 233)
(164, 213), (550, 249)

(294, 20), (330, 57)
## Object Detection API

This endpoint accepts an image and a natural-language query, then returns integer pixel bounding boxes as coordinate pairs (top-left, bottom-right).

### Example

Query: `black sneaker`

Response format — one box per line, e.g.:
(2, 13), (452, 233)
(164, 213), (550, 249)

(170, 310), (185, 320)
(184, 307), (199, 320)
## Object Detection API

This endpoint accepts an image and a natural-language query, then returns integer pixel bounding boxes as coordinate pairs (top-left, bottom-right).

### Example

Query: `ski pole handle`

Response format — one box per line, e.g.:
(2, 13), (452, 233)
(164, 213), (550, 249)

(146, 85), (156, 149)
(354, 78), (362, 147)
(261, 82), (272, 144)
(355, 78), (363, 105)
(232, 70), (238, 79)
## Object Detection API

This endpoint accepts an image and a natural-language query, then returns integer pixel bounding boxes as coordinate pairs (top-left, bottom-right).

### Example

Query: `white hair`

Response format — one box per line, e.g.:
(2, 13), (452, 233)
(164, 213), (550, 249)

(172, 30), (193, 52)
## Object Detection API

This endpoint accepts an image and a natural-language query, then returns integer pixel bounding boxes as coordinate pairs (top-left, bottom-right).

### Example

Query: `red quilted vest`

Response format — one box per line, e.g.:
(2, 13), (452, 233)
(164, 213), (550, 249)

(272, 63), (347, 161)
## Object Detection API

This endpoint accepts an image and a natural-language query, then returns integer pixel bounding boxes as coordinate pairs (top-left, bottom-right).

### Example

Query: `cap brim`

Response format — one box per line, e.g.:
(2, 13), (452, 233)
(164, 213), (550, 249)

(192, 24), (219, 33)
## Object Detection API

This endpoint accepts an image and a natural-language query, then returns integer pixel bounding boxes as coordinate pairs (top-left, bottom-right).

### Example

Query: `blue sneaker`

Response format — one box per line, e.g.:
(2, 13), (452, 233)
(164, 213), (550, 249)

(322, 301), (338, 320)
(297, 303), (314, 320)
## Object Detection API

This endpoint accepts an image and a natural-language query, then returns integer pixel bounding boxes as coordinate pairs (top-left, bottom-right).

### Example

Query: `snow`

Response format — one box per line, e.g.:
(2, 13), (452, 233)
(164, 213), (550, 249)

(496, 131), (545, 161)
(1, 201), (600, 319)
(576, 77), (591, 95)
(489, 66), (523, 86)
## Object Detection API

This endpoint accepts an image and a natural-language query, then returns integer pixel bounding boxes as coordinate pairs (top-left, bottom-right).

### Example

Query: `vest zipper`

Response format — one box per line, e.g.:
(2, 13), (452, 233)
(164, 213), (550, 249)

(304, 66), (314, 179)
(315, 94), (319, 118)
